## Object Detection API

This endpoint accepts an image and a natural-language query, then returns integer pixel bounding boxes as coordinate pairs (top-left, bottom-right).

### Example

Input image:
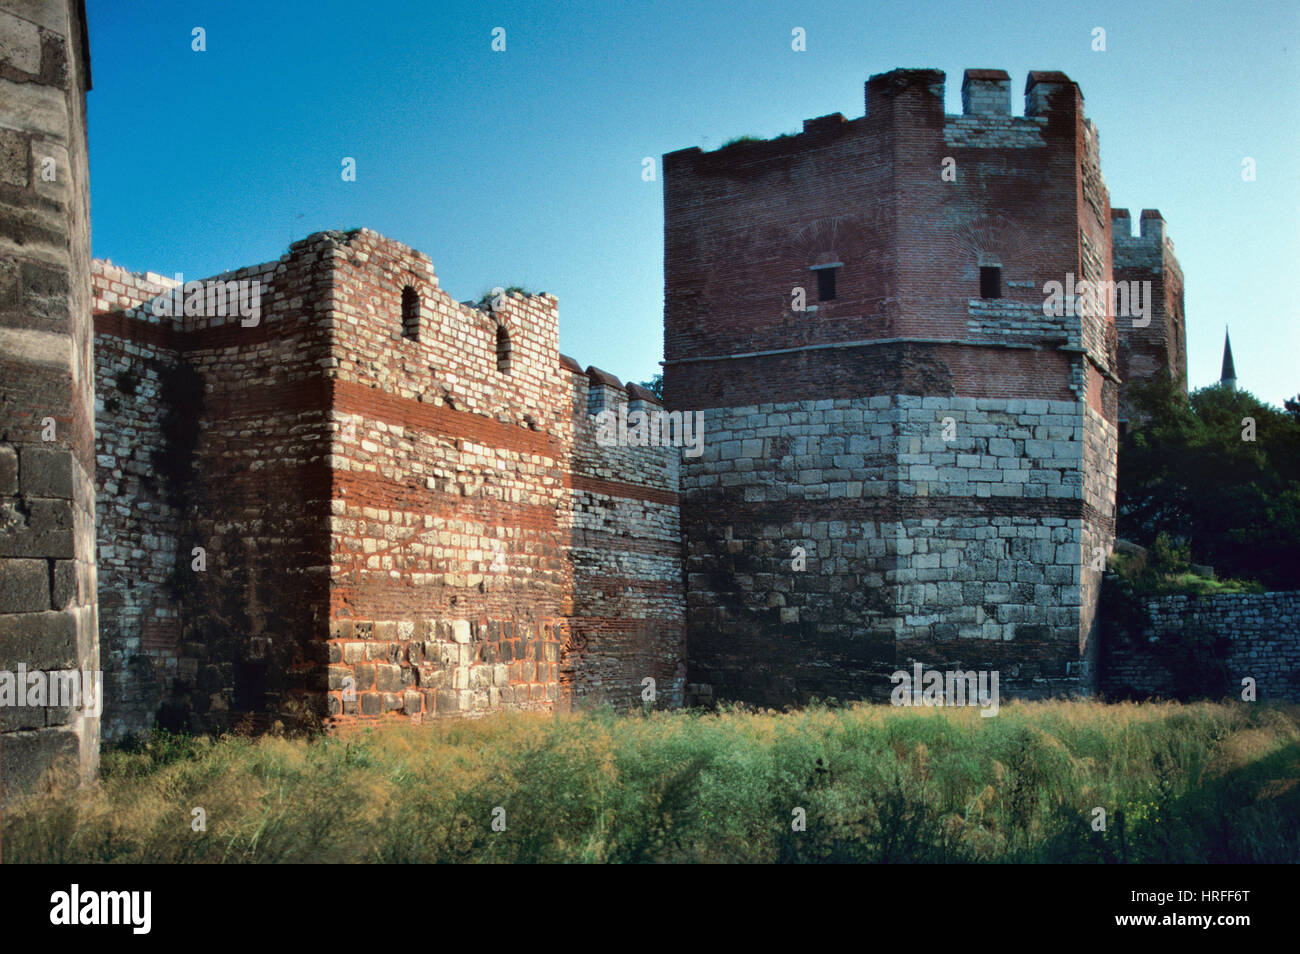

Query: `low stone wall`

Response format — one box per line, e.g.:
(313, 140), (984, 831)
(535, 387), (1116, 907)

(1100, 589), (1300, 702)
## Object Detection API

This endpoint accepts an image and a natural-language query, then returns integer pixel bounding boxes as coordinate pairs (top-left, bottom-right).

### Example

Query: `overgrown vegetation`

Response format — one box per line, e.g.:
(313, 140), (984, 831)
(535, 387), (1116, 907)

(1107, 532), (1262, 597)
(714, 131), (798, 150)
(637, 373), (663, 400)
(5, 702), (1296, 863)
(476, 286), (534, 307)
(1119, 376), (1300, 590)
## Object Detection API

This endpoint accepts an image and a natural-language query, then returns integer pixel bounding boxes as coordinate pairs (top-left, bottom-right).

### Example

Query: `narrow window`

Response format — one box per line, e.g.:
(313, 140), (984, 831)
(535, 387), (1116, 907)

(816, 266), (837, 302)
(496, 324), (511, 374)
(401, 285), (420, 339)
(980, 266), (1001, 300)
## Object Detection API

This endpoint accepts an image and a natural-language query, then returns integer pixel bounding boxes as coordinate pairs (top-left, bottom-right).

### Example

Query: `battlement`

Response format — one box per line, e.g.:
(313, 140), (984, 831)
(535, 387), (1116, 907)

(1111, 208), (1174, 251)
(666, 68), (1083, 177)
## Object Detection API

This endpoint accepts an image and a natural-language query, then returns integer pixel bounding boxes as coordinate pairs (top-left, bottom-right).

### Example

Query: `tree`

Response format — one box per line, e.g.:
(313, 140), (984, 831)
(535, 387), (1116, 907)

(1117, 375), (1300, 589)
(638, 374), (663, 400)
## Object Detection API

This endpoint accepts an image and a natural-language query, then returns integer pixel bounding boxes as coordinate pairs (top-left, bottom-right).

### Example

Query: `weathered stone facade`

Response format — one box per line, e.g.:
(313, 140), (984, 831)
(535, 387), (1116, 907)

(0, 0), (98, 800)
(663, 69), (1125, 703)
(1101, 591), (1300, 702)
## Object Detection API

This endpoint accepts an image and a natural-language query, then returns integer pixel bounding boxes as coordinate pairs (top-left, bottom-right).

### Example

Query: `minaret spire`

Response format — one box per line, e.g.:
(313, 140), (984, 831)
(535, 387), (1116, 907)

(1220, 327), (1237, 389)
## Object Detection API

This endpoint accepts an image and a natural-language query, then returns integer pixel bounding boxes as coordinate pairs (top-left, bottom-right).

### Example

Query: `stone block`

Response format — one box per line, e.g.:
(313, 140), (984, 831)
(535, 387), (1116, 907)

(0, 127), (26, 187)
(0, 11), (42, 74)
(0, 557), (49, 612)
(375, 663), (402, 692)
(0, 608), (76, 669)
(0, 497), (74, 557)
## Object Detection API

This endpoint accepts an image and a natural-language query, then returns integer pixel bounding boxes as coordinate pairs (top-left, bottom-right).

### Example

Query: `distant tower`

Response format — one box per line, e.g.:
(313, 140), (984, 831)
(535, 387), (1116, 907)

(1220, 327), (1237, 389)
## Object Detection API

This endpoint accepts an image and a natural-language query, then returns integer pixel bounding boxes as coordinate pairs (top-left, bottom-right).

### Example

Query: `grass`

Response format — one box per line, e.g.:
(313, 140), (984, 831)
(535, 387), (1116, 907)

(4, 701), (1297, 863)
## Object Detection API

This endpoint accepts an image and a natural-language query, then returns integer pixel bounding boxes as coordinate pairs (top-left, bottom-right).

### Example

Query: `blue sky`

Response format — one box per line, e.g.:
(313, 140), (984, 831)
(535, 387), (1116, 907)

(86, 0), (1299, 405)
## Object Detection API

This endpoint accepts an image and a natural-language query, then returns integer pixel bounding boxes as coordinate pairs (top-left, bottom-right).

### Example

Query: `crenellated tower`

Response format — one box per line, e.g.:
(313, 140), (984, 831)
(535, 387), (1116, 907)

(663, 68), (1132, 703)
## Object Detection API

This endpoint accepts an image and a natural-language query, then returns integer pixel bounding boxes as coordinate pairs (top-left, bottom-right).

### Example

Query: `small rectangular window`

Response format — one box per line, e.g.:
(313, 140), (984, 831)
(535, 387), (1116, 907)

(980, 266), (1001, 300)
(816, 267), (837, 302)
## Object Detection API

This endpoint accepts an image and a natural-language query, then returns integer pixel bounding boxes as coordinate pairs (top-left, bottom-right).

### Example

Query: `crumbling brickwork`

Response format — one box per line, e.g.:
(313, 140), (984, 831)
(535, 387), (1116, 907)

(664, 69), (1127, 702)
(92, 229), (685, 737)
(0, 0), (98, 801)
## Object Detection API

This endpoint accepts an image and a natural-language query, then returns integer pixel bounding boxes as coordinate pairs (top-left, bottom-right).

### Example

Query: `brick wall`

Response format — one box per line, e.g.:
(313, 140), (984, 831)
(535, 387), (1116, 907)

(92, 262), (181, 739)
(565, 368), (685, 709)
(90, 228), (685, 736)
(93, 242), (334, 735)
(0, 0), (98, 801)
(1101, 591), (1300, 702)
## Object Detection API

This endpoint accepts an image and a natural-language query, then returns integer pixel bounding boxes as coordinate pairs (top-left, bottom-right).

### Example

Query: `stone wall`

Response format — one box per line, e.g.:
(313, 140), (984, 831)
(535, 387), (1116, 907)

(94, 243), (334, 736)
(682, 395), (1102, 704)
(0, 0), (98, 801)
(564, 368), (685, 709)
(321, 229), (572, 725)
(1101, 591), (1300, 702)
(92, 262), (181, 739)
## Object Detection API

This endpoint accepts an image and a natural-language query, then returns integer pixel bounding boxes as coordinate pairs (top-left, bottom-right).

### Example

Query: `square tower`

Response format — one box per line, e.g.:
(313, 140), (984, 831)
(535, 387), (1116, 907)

(663, 69), (1121, 703)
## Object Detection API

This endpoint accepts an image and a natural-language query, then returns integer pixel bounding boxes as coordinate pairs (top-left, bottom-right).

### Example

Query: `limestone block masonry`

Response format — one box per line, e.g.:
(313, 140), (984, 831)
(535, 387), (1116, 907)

(0, 0), (98, 803)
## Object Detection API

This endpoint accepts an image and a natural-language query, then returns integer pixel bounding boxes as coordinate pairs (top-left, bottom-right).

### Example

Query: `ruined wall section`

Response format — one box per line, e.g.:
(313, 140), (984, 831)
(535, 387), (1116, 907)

(176, 246), (332, 733)
(93, 241), (334, 736)
(91, 263), (182, 739)
(0, 0), (98, 799)
(321, 230), (569, 723)
(563, 364), (684, 709)
(1101, 591), (1300, 702)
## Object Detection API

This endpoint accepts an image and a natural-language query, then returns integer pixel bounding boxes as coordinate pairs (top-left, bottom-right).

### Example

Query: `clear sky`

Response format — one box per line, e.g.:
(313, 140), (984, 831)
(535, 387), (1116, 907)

(85, 0), (1299, 405)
